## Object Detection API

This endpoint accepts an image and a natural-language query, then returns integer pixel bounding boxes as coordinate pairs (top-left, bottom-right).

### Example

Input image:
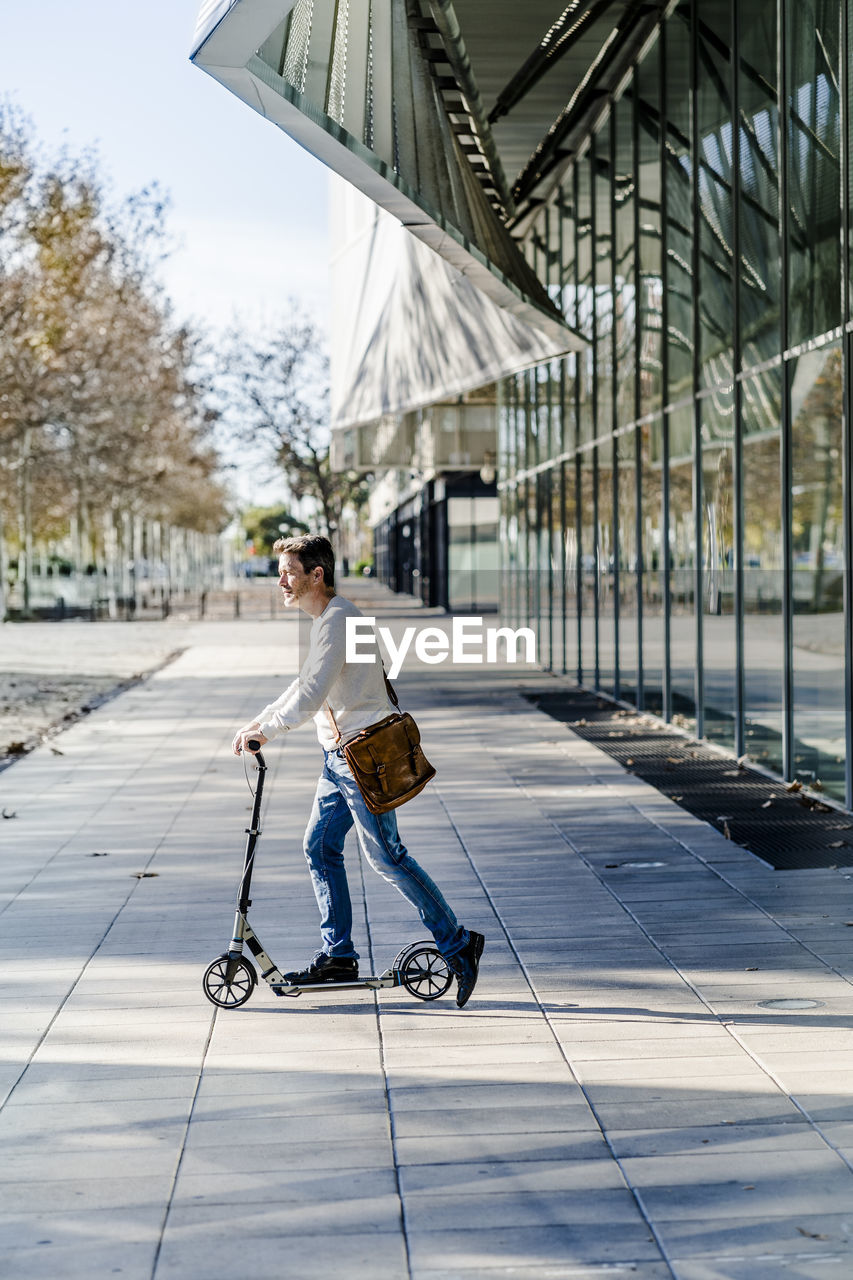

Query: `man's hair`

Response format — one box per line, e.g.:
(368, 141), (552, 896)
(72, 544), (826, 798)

(274, 534), (336, 590)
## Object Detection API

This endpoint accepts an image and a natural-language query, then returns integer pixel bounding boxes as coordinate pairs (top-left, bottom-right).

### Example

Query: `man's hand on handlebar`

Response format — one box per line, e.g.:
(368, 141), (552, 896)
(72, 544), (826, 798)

(232, 726), (268, 756)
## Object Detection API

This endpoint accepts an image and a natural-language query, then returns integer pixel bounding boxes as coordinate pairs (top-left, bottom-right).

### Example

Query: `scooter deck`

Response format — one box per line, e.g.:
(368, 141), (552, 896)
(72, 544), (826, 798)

(270, 970), (401, 997)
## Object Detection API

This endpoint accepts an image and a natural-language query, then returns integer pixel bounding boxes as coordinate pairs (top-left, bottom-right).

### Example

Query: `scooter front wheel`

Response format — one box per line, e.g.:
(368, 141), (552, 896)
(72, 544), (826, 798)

(202, 954), (256, 1008)
(398, 944), (453, 1001)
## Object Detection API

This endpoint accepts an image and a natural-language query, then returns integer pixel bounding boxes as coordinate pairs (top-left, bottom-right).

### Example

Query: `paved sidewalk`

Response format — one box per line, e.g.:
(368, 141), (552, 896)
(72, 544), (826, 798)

(1, 605), (852, 1279)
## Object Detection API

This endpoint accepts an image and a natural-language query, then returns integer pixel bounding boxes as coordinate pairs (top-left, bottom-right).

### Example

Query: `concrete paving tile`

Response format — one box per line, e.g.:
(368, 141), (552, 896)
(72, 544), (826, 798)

(5, 1073), (199, 1106)
(412, 1266), (673, 1280)
(166, 1191), (403, 1234)
(578, 1076), (782, 1104)
(399, 1157), (625, 1196)
(184, 1110), (389, 1148)
(172, 1165), (399, 1207)
(592, 1095), (806, 1130)
(570, 1053), (756, 1080)
(191, 1086), (387, 1120)
(405, 1187), (644, 1232)
(179, 1134), (393, 1176)
(621, 1149), (852, 1214)
(394, 1131), (608, 1166)
(393, 1104), (595, 1139)
(670, 1256), (853, 1280)
(606, 1123), (828, 1158)
(3, 1146), (181, 1180)
(0, 1174), (172, 1212)
(657, 1212), (852, 1262)
(155, 1228), (408, 1279)
(0, 1205), (162, 1247)
(405, 1223), (664, 1271)
(382, 1041), (566, 1069)
(0, 1241), (157, 1280)
(389, 1082), (583, 1112)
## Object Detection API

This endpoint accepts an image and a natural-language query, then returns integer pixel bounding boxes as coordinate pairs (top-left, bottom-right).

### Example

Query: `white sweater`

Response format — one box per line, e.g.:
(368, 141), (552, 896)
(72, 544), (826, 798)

(256, 595), (395, 749)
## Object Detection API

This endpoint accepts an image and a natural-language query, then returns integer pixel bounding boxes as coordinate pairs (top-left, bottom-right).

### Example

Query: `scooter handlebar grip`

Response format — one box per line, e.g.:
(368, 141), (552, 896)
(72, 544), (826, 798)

(246, 739), (261, 753)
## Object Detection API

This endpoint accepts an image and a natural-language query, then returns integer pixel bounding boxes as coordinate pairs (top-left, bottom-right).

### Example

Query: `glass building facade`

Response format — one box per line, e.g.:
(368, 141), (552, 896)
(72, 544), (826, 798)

(501, 0), (853, 805)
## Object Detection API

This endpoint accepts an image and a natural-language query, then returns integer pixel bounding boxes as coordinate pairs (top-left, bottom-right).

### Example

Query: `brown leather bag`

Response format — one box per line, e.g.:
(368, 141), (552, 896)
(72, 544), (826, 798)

(324, 678), (436, 814)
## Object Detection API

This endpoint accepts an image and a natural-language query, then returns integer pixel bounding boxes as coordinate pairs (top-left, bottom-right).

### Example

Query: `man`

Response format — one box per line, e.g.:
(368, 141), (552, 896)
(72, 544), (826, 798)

(232, 534), (484, 1008)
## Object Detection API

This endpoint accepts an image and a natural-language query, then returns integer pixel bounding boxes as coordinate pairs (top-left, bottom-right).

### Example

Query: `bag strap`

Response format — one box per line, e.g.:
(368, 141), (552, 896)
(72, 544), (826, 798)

(324, 663), (399, 744)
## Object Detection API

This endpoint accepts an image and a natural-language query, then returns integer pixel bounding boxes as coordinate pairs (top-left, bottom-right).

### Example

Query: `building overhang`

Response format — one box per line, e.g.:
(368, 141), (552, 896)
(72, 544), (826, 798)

(191, 0), (584, 357)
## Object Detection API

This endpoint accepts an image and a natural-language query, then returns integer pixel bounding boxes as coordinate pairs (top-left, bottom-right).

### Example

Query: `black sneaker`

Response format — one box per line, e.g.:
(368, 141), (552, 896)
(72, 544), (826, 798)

(447, 932), (484, 1008)
(283, 953), (359, 985)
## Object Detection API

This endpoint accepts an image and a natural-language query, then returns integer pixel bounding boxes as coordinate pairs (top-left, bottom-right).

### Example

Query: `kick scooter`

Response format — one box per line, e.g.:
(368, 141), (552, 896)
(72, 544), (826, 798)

(202, 742), (453, 1009)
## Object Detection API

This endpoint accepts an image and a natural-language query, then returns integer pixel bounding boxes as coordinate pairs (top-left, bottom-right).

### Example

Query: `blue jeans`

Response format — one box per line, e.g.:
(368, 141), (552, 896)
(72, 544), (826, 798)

(302, 748), (467, 961)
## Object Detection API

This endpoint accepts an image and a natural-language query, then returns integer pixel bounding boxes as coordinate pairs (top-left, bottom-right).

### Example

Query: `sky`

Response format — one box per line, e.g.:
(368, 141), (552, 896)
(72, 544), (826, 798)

(0, 0), (331, 334)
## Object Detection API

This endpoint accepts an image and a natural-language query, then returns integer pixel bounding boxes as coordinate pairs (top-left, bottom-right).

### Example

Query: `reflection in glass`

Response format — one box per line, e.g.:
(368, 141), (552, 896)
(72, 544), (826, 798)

(595, 118), (614, 441)
(637, 36), (663, 417)
(640, 417), (665, 713)
(696, 2), (734, 389)
(577, 157), (595, 445)
(668, 405), (697, 728)
(598, 436), (615, 695)
(564, 456), (580, 680)
(790, 343), (845, 798)
(738, 0), (779, 369)
(580, 450), (596, 685)
(742, 367), (784, 774)
(614, 86), (636, 431)
(617, 429), (639, 704)
(665, 7), (694, 404)
(786, 0), (841, 348)
(700, 387), (736, 748)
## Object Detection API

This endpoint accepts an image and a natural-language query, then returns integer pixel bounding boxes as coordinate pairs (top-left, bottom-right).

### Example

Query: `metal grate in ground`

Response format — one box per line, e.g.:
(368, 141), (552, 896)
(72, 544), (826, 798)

(524, 687), (853, 871)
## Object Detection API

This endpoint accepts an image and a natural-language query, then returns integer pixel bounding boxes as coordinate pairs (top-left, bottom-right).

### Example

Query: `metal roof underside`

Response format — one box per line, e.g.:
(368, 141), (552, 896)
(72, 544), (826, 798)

(191, 2), (666, 423)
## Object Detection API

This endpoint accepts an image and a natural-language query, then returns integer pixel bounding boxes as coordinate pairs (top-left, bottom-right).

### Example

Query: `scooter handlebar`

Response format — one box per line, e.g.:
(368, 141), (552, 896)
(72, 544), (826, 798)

(246, 739), (262, 753)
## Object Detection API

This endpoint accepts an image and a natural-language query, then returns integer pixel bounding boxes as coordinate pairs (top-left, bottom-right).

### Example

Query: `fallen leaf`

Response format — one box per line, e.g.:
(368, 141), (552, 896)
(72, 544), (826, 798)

(761, 800), (772, 808)
(626, 758), (635, 766)
(723, 821), (732, 840)
(742, 1184), (756, 1191)
(745, 967), (759, 971)
(132, 872), (159, 879)
(88, 852), (109, 858)
(828, 841), (847, 849)
(1, 808), (17, 819)
(6, 742), (26, 755)
(797, 1227), (829, 1240)
(666, 755), (682, 764)
(786, 779), (803, 792)
(50, 747), (64, 756)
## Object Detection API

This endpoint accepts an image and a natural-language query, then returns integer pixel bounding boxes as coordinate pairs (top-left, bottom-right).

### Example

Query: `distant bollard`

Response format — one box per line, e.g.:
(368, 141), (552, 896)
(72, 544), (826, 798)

(234, 591), (240, 619)
(200, 590), (207, 619)
(55, 596), (66, 621)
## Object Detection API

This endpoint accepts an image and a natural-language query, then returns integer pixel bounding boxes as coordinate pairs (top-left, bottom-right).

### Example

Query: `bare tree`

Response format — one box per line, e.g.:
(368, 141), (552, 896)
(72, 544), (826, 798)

(213, 309), (368, 535)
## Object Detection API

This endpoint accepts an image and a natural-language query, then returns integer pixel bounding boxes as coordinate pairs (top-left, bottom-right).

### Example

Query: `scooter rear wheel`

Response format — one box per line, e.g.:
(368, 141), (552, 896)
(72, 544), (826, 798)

(202, 954), (256, 1008)
(398, 945), (452, 1001)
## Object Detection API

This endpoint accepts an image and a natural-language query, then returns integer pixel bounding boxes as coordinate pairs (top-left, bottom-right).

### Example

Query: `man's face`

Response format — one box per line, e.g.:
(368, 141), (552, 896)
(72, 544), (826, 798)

(278, 553), (315, 608)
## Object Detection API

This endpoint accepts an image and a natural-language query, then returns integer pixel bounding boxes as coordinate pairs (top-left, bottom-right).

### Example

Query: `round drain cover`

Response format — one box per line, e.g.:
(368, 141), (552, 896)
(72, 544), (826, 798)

(757, 998), (824, 1010)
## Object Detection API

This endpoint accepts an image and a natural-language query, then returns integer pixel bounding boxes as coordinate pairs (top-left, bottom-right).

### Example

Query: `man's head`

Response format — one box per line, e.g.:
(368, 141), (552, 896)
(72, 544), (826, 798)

(273, 534), (336, 616)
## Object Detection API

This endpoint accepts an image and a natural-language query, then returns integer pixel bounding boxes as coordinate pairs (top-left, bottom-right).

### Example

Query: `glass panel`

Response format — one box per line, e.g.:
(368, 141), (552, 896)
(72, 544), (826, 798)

(700, 386), (736, 748)
(617, 428), (639, 704)
(786, 0), (842, 348)
(595, 117), (614, 440)
(790, 342), (845, 799)
(664, 5), (694, 404)
(638, 35), (663, 417)
(538, 469), (552, 671)
(580, 450), (596, 684)
(738, 0), (780, 370)
(668, 404), (697, 728)
(598, 436), (616, 694)
(447, 497), (499, 611)
(565, 456), (581, 680)
(550, 467), (564, 672)
(614, 86), (637, 430)
(560, 175), (577, 328)
(577, 156), (595, 444)
(640, 416), (665, 713)
(696, 2), (734, 389)
(742, 366), (784, 775)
